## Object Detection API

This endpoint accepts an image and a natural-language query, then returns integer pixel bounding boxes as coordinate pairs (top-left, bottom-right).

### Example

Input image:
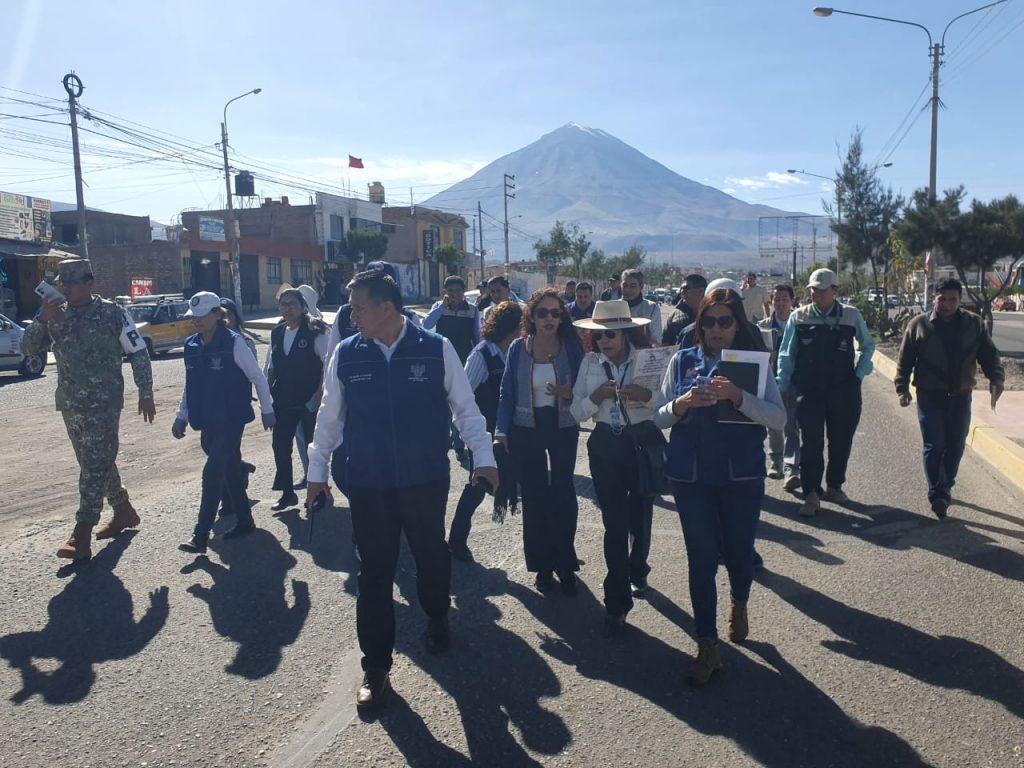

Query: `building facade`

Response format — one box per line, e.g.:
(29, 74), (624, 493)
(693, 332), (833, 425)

(381, 206), (468, 301)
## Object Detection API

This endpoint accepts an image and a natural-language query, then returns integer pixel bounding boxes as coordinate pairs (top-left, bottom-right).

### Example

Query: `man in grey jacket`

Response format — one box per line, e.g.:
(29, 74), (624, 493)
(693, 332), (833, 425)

(895, 278), (1004, 519)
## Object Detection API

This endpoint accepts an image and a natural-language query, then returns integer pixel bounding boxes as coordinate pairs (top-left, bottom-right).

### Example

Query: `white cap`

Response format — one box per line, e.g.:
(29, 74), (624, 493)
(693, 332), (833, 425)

(185, 291), (222, 317)
(706, 278), (742, 294)
(297, 284), (321, 319)
(807, 268), (838, 289)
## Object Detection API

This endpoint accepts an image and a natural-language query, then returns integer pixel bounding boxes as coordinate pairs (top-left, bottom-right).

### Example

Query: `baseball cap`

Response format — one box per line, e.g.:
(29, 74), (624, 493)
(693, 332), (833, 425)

(807, 268), (838, 290)
(365, 260), (399, 283)
(185, 291), (222, 317)
(57, 258), (93, 283)
(706, 278), (742, 294)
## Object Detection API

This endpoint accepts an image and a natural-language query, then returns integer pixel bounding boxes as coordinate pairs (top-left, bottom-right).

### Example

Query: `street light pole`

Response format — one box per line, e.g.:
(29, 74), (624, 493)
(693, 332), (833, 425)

(813, 1), (1007, 204)
(221, 88), (261, 303)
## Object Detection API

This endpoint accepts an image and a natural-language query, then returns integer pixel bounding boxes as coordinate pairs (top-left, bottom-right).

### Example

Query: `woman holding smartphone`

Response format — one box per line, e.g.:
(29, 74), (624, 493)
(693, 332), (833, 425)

(654, 288), (786, 686)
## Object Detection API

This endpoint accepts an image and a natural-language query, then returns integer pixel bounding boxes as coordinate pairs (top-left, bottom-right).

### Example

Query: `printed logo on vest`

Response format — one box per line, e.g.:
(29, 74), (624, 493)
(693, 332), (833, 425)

(838, 339), (849, 352)
(209, 356), (223, 371)
(410, 363), (428, 382)
(298, 338), (309, 349)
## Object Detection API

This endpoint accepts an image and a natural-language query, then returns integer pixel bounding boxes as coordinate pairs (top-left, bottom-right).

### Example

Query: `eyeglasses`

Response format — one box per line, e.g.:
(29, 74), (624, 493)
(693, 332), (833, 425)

(592, 330), (620, 340)
(699, 315), (737, 330)
(278, 300), (300, 309)
(533, 308), (563, 320)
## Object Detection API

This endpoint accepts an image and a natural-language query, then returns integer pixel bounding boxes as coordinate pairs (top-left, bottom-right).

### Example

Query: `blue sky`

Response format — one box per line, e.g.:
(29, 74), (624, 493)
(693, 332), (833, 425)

(3, 0), (1022, 230)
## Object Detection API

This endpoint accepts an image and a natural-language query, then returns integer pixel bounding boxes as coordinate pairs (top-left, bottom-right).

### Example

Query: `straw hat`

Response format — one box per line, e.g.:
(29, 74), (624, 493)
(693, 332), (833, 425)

(572, 299), (650, 331)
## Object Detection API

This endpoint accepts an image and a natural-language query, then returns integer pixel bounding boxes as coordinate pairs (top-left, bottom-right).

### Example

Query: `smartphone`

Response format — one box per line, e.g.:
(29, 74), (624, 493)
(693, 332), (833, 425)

(35, 281), (65, 304)
(695, 375), (713, 392)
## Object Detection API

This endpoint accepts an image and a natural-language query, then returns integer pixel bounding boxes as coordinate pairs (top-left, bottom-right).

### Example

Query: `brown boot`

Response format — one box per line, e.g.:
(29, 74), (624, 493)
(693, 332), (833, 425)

(57, 522), (94, 560)
(688, 638), (722, 687)
(95, 500), (140, 539)
(727, 598), (749, 643)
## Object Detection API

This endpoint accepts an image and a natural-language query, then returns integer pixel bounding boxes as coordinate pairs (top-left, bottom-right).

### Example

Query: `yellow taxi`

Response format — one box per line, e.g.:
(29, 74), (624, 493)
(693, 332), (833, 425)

(125, 296), (192, 355)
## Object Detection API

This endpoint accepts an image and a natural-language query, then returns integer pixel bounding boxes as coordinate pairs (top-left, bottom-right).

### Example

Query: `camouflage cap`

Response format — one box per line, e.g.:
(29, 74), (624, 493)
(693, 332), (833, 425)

(57, 258), (94, 283)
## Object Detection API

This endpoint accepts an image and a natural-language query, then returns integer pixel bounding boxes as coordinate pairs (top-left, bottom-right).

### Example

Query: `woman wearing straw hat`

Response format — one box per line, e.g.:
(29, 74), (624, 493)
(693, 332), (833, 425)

(570, 300), (665, 635)
(264, 284), (329, 510)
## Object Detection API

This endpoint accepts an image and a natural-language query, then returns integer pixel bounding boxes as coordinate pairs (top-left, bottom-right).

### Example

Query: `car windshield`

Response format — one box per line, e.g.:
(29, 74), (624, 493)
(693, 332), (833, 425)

(126, 305), (156, 323)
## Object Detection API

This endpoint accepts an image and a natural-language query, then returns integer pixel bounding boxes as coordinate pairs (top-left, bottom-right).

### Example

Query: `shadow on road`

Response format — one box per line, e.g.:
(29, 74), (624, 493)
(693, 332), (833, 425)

(180, 528), (310, 679)
(273, 500), (359, 595)
(759, 568), (1024, 720)
(508, 572), (928, 767)
(0, 532), (169, 704)
(366, 551), (569, 766)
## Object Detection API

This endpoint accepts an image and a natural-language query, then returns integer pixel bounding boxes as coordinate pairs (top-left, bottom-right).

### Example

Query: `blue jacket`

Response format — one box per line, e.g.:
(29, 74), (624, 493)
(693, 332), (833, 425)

(496, 336), (584, 435)
(666, 346), (767, 485)
(183, 326), (254, 431)
(336, 323), (450, 489)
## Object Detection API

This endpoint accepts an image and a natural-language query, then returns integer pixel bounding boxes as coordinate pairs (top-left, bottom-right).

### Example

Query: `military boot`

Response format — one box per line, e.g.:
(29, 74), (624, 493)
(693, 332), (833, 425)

(57, 522), (94, 560)
(95, 500), (140, 539)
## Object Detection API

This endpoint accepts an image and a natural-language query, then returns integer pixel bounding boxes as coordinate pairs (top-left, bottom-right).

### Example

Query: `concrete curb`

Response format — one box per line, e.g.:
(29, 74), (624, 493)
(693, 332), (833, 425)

(872, 348), (1024, 494)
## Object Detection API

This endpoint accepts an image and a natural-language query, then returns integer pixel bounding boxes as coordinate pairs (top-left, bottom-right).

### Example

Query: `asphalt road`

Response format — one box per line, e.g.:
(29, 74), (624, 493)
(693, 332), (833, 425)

(0, 331), (1022, 767)
(989, 310), (1024, 357)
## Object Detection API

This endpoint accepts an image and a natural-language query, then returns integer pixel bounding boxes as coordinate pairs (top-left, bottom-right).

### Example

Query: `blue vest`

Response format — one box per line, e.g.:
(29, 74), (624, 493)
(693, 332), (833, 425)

(790, 303), (858, 395)
(337, 323), (450, 489)
(183, 326), (254, 431)
(667, 347), (766, 485)
(270, 318), (324, 408)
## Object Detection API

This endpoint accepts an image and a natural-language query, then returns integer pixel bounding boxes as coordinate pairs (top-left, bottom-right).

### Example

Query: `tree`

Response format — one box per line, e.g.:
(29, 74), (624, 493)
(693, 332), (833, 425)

(344, 228), (388, 264)
(899, 187), (1024, 330)
(581, 248), (607, 281)
(603, 244), (646, 281)
(432, 244), (465, 275)
(534, 221), (591, 281)
(829, 128), (904, 298)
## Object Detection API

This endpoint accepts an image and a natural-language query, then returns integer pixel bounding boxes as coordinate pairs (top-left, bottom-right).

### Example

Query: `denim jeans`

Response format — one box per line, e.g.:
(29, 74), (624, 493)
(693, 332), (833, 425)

(916, 389), (973, 501)
(768, 388), (800, 476)
(195, 420), (248, 537)
(672, 479), (764, 640)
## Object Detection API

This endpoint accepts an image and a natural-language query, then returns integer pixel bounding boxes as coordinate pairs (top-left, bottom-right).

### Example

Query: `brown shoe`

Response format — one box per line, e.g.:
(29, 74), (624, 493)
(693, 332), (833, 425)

(799, 491), (820, 518)
(356, 669), (390, 710)
(57, 522), (94, 560)
(688, 638), (722, 687)
(822, 487), (851, 505)
(727, 598), (749, 643)
(95, 500), (140, 539)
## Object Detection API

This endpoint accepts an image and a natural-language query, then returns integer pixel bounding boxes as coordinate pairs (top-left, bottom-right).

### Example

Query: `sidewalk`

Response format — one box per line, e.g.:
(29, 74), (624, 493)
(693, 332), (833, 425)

(873, 349), (1024, 493)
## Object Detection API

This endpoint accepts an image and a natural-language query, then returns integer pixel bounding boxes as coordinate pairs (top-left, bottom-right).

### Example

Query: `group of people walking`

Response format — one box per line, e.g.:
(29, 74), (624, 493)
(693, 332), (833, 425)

(30, 255), (1004, 709)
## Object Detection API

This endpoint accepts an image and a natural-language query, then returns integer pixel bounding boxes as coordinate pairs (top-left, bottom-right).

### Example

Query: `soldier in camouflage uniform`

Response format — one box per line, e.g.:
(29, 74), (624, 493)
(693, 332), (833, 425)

(22, 258), (156, 560)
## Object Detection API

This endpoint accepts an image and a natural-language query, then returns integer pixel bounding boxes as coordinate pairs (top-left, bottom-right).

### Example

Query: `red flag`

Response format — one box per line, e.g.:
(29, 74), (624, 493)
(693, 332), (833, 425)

(348, 155), (364, 169)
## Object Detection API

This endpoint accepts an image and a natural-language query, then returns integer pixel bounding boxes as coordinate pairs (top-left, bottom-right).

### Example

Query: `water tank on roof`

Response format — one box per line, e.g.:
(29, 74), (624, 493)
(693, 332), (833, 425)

(368, 181), (385, 204)
(234, 171), (255, 197)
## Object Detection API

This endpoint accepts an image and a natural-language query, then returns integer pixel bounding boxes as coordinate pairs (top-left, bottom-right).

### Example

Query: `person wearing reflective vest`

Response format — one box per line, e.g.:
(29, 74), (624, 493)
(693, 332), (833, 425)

(776, 269), (876, 518)
(305, 269), (497, 711)
(172, 292), (275, 554)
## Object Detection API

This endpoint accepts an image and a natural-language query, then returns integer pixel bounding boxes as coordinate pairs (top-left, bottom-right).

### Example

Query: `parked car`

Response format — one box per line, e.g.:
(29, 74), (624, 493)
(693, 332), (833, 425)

(0, 313), (47, 377)
(993, 296), (1017, 312)
(125, 296), (191, 355)
(644, 290), (662, 304)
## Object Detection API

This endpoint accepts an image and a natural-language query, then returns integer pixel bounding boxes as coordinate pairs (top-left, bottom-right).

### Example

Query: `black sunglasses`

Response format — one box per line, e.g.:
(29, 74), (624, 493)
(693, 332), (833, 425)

(699, 315), (737, 330)
(592, 330), (620, 340)
(533, 308), (563, 320)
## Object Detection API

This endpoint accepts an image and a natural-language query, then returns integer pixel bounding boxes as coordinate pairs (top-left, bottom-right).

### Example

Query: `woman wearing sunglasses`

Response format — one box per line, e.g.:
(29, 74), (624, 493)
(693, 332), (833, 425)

(495, 288), (584, 594)
(570, 300), (664, 635)
(654, 288), (786, 685)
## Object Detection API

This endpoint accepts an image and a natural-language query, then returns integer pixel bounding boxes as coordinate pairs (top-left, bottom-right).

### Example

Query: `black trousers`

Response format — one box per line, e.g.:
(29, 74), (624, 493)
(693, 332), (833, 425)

(510, 408), (579, 574)
(449, 452), (486, 548)
(195, 421), (248, 537)
(587, 425), (654, 617)
(349, 480), (451, 672)
(272, 404), (316, 492)
(796, 378), (863, 495)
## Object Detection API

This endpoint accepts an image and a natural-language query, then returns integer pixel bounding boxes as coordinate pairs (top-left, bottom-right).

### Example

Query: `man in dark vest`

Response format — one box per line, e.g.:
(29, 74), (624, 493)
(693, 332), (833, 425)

(423, 275), (481, 460)
(777, 269), (876, 517)
(305, 269), (498, 710)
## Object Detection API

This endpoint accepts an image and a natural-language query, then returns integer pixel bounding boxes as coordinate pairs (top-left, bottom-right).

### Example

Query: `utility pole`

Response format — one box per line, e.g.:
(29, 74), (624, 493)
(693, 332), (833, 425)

(471, 215), (481, 284)
(503, 173), (515, 272)
(62, 73), (88, 258)
(477, 203), (485, 278)
(220, 88), (261, 304)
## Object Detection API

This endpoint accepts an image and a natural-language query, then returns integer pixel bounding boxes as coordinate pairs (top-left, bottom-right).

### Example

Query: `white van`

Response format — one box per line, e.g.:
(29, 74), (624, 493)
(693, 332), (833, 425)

(0, 314), (47, 377)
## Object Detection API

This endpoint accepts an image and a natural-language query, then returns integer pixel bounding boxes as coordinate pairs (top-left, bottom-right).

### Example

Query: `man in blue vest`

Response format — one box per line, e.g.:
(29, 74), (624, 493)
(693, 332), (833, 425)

(777, 269), (876, 517)
(306, 269), (498, 710)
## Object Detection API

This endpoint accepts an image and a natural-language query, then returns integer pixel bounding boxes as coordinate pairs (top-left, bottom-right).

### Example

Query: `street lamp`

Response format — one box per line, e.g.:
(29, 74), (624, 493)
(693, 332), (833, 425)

(786, 164), (892, 282)
(812, 1), (1007, 204)
(221, 87), (262, 303)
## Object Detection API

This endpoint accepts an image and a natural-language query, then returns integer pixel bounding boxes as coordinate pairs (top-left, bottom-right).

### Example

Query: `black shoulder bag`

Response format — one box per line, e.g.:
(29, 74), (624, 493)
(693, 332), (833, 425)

(603, 361), (669, 497)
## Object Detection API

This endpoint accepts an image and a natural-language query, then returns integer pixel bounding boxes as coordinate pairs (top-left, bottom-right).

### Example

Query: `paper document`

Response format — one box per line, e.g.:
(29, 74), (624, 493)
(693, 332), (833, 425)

(716, 349), (771, 425)
(632, 346), (676, 391)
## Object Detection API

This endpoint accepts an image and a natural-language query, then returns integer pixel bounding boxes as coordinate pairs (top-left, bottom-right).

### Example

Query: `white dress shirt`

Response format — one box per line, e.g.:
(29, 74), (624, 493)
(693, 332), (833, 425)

(263, 325), (331, 376)
(175, 335), (274, 422)
(306, 318), (497, 484)
(570, 349), (663, 426)
(464, 340), (506, 391)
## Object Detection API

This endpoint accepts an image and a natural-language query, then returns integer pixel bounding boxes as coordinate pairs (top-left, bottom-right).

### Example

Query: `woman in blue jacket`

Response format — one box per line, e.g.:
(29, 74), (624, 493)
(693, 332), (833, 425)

(172, 292), (275, 554)
(495, 288), (584, 594)
(653, 288), (786, 686)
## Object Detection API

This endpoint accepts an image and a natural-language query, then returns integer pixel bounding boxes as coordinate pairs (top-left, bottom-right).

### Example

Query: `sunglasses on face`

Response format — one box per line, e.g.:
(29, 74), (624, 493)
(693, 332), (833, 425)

(592, 330), (620, 340)
(699, 315), (737, 330)
(533, 308), (563, 320)
(278, 300), (300, 309)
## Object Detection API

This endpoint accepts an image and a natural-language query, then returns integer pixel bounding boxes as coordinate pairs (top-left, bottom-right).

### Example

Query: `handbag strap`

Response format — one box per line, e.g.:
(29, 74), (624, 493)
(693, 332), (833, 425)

(601, 360), (633, 428)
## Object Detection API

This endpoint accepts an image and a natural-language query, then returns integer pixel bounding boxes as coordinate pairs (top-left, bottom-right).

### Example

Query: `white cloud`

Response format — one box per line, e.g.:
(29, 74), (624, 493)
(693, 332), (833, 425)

(723, 171), (809, 191)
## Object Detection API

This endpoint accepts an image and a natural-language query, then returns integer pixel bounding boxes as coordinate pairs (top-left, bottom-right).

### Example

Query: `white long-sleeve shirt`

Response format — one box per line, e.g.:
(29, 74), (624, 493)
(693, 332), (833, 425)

(175, 335), (274, 422)
(570, 349), (664, 426)
(262, 325), (331, 376)
(306, 318), (497, 484)
(464, 340), (506, 392)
